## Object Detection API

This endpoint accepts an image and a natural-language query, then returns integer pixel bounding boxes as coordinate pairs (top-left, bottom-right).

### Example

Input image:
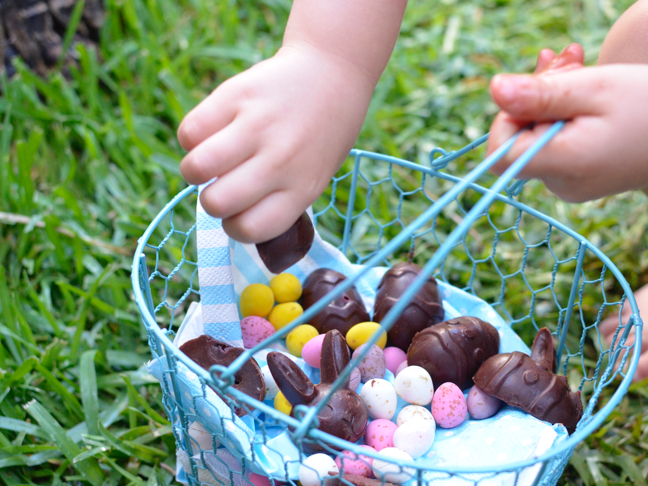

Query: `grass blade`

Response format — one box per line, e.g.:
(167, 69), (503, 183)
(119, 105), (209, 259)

(80, 350), (100, 436)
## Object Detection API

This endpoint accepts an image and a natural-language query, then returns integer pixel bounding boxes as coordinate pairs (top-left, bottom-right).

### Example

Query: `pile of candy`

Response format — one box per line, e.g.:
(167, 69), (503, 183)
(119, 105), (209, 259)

(179, 262), (583, 485)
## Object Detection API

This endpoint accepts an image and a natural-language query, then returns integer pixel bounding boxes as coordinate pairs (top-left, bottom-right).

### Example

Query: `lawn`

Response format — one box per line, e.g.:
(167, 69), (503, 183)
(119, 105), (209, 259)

(1, 0), (647, 484)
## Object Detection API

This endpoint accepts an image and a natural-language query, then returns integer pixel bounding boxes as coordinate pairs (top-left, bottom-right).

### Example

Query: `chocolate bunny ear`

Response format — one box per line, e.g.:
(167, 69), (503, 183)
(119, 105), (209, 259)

(320, 330), (351, 388)
(267, 352), (318, 406)
(530, 327), (557, 373)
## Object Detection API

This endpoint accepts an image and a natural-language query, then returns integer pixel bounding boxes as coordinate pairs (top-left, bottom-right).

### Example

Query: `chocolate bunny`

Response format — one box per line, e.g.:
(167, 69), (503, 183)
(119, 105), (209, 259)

(267, 330), (368, 451)
(473, 327), (582, 434)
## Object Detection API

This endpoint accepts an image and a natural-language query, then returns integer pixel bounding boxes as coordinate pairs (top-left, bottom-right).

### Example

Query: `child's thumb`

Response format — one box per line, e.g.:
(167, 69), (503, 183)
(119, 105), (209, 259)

(490, 71), (599, 121)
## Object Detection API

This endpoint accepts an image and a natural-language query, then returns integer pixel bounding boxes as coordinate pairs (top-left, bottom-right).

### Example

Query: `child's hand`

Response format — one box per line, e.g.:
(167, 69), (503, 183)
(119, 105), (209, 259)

(485, 61), (648, 202)
(178, 46), (374, 243)
(599, 284), (648, 382)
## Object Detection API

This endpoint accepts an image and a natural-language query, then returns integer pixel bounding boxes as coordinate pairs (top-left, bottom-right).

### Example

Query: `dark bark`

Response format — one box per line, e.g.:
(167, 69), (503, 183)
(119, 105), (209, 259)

(0, 0), (104, 77)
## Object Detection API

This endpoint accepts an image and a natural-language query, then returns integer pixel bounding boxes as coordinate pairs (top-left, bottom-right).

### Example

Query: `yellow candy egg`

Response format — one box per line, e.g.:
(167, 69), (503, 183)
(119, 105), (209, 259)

(274, 391), (292, 415)
(269, 273), (303, 303)
(268, 302), (304, 331)
(239, 283), (275, 318)
(286, 325), (319, 357)
(346, 322), (387, 350)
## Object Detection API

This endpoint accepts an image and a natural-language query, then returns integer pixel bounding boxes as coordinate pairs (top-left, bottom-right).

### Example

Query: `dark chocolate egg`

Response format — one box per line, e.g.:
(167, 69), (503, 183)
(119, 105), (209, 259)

(300, 268), (370, 335)
(473, 327), (582, 434)
(256, 212), (314, 274)
(179, 335), (265, 415)
(407, 316), (499, 389)
(373, 262), (445, 350)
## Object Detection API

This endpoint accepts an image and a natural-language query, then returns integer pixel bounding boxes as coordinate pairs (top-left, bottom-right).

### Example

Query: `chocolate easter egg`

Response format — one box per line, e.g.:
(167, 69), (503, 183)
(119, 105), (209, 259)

(373, 262), (445, 350)
(300, 268), (370, 335)
(256, 212), (314, 274)
(407, 316), (499, 390)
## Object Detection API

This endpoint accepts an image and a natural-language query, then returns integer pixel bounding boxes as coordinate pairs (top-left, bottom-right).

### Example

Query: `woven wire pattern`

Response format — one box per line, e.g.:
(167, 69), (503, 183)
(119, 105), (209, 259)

(134, 144), (639, 486)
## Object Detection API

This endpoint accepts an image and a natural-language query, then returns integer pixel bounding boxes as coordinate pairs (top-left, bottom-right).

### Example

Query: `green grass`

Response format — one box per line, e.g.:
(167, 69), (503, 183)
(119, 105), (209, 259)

(1, 0), (647, 484)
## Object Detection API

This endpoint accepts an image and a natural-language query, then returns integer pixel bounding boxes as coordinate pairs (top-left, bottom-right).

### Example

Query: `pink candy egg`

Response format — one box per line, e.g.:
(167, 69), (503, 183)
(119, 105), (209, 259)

(353, 344), (386, 382)
(301, 334), (326, 368)
(240, 316), (275, 349)
(467, 385), (502, 420)
(365, 419), (397, 451)
(431, 382), (467, 429)
(383, 347), (407, 375)
(395, 360), (408, 376)
(335, 446), (375, 477)
(248, 473), (271, 486)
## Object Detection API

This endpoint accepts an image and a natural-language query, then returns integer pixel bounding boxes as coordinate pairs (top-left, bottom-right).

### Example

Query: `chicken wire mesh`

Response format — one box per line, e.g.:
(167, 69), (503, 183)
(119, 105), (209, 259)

(132, 124), (641, 486)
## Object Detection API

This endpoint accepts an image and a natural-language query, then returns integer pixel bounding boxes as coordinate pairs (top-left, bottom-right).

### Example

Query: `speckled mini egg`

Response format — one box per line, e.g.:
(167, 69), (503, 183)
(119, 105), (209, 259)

(383, 347), (408, 375)
(274, 391), (292, 415)
(335, 446), (375, 477)
(240, 316), (275, 349)
(396, 405), (435, 427)
(261, 365), (279, 399)
(240, 283), (274, 318)
(346, 322), (387, 349)
(365, 419), (397, 452)
(431, 382), (467, 428)
(467, 385), (502, 420)
(350, 367), (361, 392)
(393, 418), (435, 458)
(286, 324), (319, 357)
(394, 365), (434, 406)
(299, 453), (339, 486)
(372, 448), (415, 484)
(360, 379), (398, 420)
(353, 344), (386, 382)
(188, 421), (216, 451)
(395, 360), (408, 376)
(301, 334), (326, 368)
(248, 473), (271, 486)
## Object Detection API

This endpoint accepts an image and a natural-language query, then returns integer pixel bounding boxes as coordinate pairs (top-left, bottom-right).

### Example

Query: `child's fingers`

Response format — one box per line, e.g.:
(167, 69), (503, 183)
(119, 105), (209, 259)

(485, 111), (527, 157)
(534, 49), (556, 74)
(633, 352), (648, 382)
(221, 191), (307, 244)
(198, 156), (282, 221)
(490, 69), (603, 121)
(177, 87), (239, 151)
(538, 43), (584, 74)
(180, 123), (259, 185)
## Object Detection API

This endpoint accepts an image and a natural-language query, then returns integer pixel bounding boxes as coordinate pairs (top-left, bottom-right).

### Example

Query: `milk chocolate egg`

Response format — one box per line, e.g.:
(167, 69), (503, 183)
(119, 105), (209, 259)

(179, 335), (266, 415)
(300, 268), (370, 335)
(256, 212), (314, 274)
(373, 263), (444, 350)
(407, 316), (499, 390)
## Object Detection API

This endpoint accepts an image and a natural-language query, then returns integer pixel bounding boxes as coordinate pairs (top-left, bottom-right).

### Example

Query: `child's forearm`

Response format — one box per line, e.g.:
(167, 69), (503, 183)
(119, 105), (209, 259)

(282, 0), (408, 87)
(598, 0), (648, 64)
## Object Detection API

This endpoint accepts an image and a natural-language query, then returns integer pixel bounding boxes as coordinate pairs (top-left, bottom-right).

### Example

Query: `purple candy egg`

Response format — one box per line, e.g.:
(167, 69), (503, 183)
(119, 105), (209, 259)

(353, 344), (386, 382)
(467, 385), (502, 420)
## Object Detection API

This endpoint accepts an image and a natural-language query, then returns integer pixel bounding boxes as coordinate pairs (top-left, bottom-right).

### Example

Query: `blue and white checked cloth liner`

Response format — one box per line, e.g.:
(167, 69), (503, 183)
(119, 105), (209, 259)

(148, 197), (569, 485)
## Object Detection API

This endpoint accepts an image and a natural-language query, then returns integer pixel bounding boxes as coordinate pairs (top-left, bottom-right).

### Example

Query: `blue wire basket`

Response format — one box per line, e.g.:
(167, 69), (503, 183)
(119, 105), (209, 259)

(131, 123), (642, 486)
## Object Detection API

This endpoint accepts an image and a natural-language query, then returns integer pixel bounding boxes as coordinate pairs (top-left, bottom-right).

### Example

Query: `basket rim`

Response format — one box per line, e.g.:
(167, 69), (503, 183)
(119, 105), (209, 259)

(131, 151), (642, 475)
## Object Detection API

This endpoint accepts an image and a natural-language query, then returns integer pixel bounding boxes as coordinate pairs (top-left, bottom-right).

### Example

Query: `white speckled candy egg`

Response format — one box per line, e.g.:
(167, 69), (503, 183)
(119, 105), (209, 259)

(431, 382), (467, 428)
(240, 316), (275, 349)
(395, 360), (408, 376)
(261, 365), (279, 399)
(393, 418), (435, 458)
(372, 448), (415, 484)
(299, 453), (339, 486)
(353, 344), (386, 382)
(467, 385), (502, 420)
(188, 421), (216, 451)
(360, 379), (398, 420)
(396, 405), (435, 428)
(394, 365), (434, 405)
